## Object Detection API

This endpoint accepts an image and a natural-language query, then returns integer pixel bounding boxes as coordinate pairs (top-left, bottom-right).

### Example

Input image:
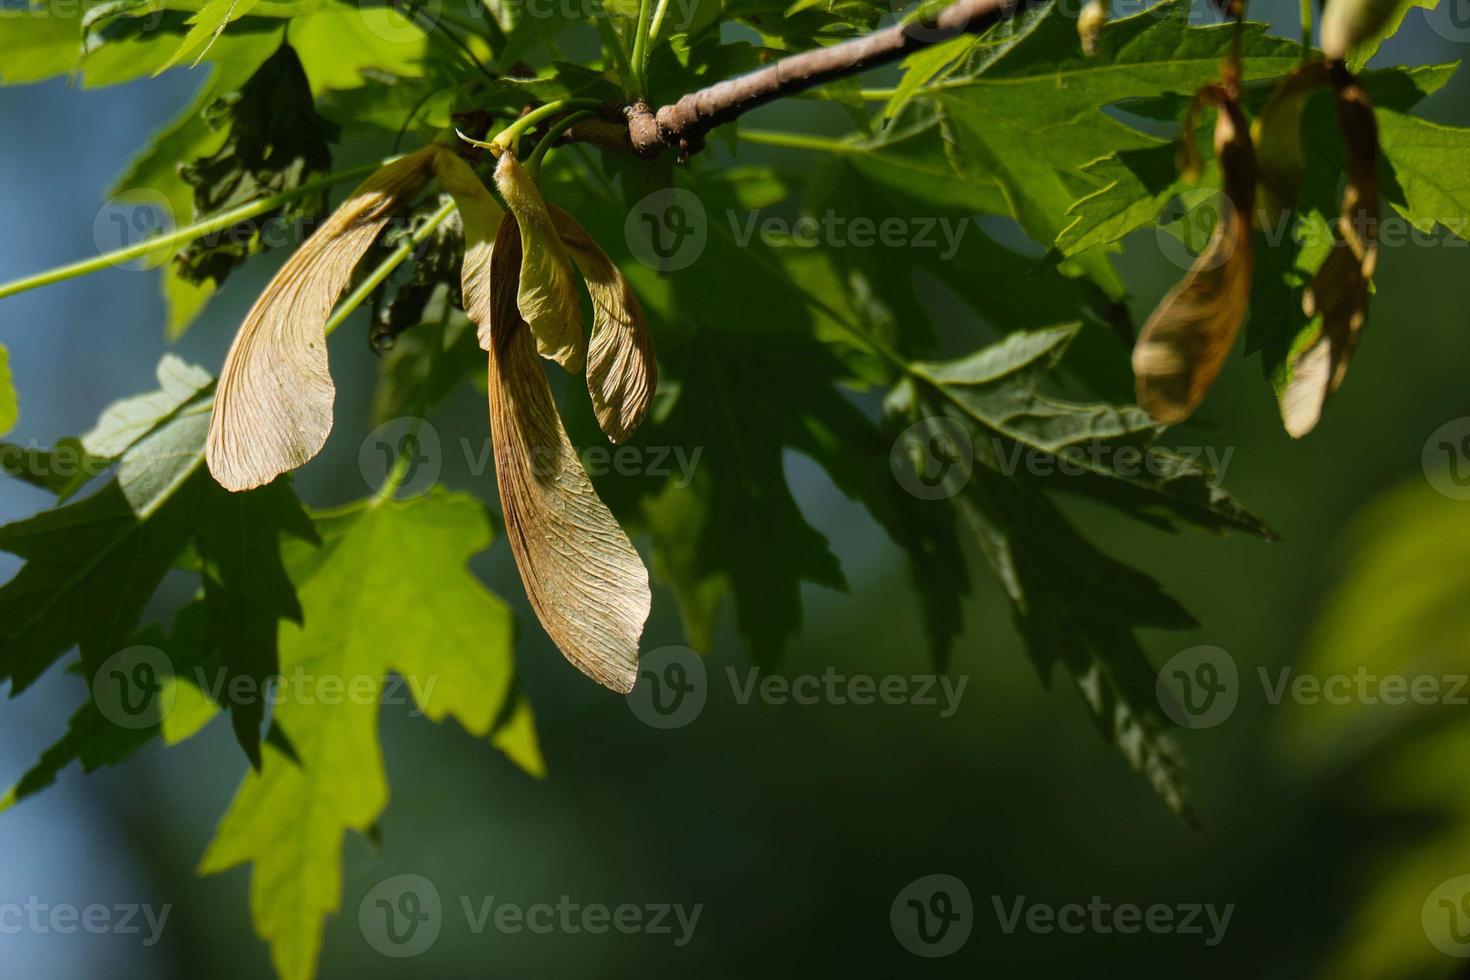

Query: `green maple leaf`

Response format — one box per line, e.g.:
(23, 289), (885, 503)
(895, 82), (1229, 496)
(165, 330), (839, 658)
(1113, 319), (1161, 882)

(110, 29), (286, 336)
(782, 121), (1121, 355)
(932, 0), (1300, 297)
(0, 342), (17, 438)
(0, 355), (312, 765)
(199, 489), (539, 980)
(0, 604), (211, 812)
(175, 41), (340, 289)
(886, 324), (1273, 820)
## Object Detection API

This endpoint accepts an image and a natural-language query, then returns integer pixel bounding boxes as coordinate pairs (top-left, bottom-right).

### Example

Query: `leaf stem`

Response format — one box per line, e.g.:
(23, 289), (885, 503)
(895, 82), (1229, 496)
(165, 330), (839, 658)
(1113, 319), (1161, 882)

(646, 0), (673, 50)
(525, 111), (597, 178)
(629, 0), (656, 97)
(371, 414), (425, 505)
(473, 98), (604, 157)
(738, 129), (855, 153)
(0, 161), (387, 302)
(1299, 0), (1312, 59)
(324, 196), (459, 338)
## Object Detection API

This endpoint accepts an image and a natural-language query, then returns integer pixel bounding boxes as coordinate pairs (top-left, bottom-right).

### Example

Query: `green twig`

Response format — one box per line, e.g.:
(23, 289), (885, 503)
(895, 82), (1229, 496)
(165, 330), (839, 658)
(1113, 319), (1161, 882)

(324, 197), (459, 338)
(0, 161), (387, 302)
(629, 0), (655, 97)
(465, 98), (603, 157)
(647, 0), (673, 49)
(525, 111), (597, 178)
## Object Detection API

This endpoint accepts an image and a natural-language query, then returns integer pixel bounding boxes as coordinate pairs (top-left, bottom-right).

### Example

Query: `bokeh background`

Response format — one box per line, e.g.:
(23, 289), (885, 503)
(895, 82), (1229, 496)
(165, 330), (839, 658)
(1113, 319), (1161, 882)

(2, 3), (1470, 977)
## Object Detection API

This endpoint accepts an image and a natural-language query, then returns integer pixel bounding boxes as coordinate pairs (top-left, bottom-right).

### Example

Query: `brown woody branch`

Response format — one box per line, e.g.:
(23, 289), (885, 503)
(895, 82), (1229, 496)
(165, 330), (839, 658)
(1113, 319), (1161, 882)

(595, 0), (1040, 157)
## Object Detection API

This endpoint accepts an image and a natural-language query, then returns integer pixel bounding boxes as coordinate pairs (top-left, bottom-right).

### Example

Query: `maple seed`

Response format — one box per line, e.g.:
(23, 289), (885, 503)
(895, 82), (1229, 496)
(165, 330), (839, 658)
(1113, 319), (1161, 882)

(482, 215), (652, 693)
(494, 152), (587, 375)
(206, 146), (439, 493)
(1077, 0), (1108, 57)
(1133, 93), (1256, 425)
(1280, 77), (1381, 438)
(1320, 0), (1404, 61)
(1251, 62), (1330, 228)
(445, 151), (655, 691)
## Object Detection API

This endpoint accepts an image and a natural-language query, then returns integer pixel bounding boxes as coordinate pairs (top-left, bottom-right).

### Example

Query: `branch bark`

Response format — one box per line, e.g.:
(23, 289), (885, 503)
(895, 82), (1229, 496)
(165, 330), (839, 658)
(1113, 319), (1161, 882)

(611, 0), (1040, 157)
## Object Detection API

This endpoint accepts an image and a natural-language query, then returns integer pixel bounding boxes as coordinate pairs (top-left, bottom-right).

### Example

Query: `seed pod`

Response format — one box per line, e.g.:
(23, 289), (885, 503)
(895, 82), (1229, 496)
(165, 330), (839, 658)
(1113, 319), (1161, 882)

(1251, 61), (1330, 228)
(206, 146), (438, 492)
(1320, 0), (1404, 61)
(431, 147), (504, 346)
(548, 206), (656, 443)
(1133, 93), (1256, 425)
(493, 152), (586, 375)
(1279, 77), (1380, 437)
(475, 215), (651, 693)
(1078, 0), (1107, 57)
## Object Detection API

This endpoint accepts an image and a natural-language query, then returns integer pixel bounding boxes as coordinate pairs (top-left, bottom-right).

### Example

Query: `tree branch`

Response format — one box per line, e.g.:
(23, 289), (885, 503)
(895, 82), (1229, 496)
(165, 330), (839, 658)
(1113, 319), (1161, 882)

(610, 0), (1040, 157)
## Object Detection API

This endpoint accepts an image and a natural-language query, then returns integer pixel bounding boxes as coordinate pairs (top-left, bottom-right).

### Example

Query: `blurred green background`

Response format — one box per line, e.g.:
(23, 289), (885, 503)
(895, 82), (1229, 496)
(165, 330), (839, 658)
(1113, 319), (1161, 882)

(3, 4), (1470, 978)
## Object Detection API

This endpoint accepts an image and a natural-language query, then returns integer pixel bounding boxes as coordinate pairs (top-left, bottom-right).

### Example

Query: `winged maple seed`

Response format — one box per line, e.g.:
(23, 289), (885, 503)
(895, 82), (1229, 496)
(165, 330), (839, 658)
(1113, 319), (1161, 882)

(1132, 87), (1256, 425)
(1252, 61), (1331, 226)
(1281, 75), (1381, 438)
(455, 149), (654, 692)
(205, 145), (440, 492)
(207, 143), (656, 692)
